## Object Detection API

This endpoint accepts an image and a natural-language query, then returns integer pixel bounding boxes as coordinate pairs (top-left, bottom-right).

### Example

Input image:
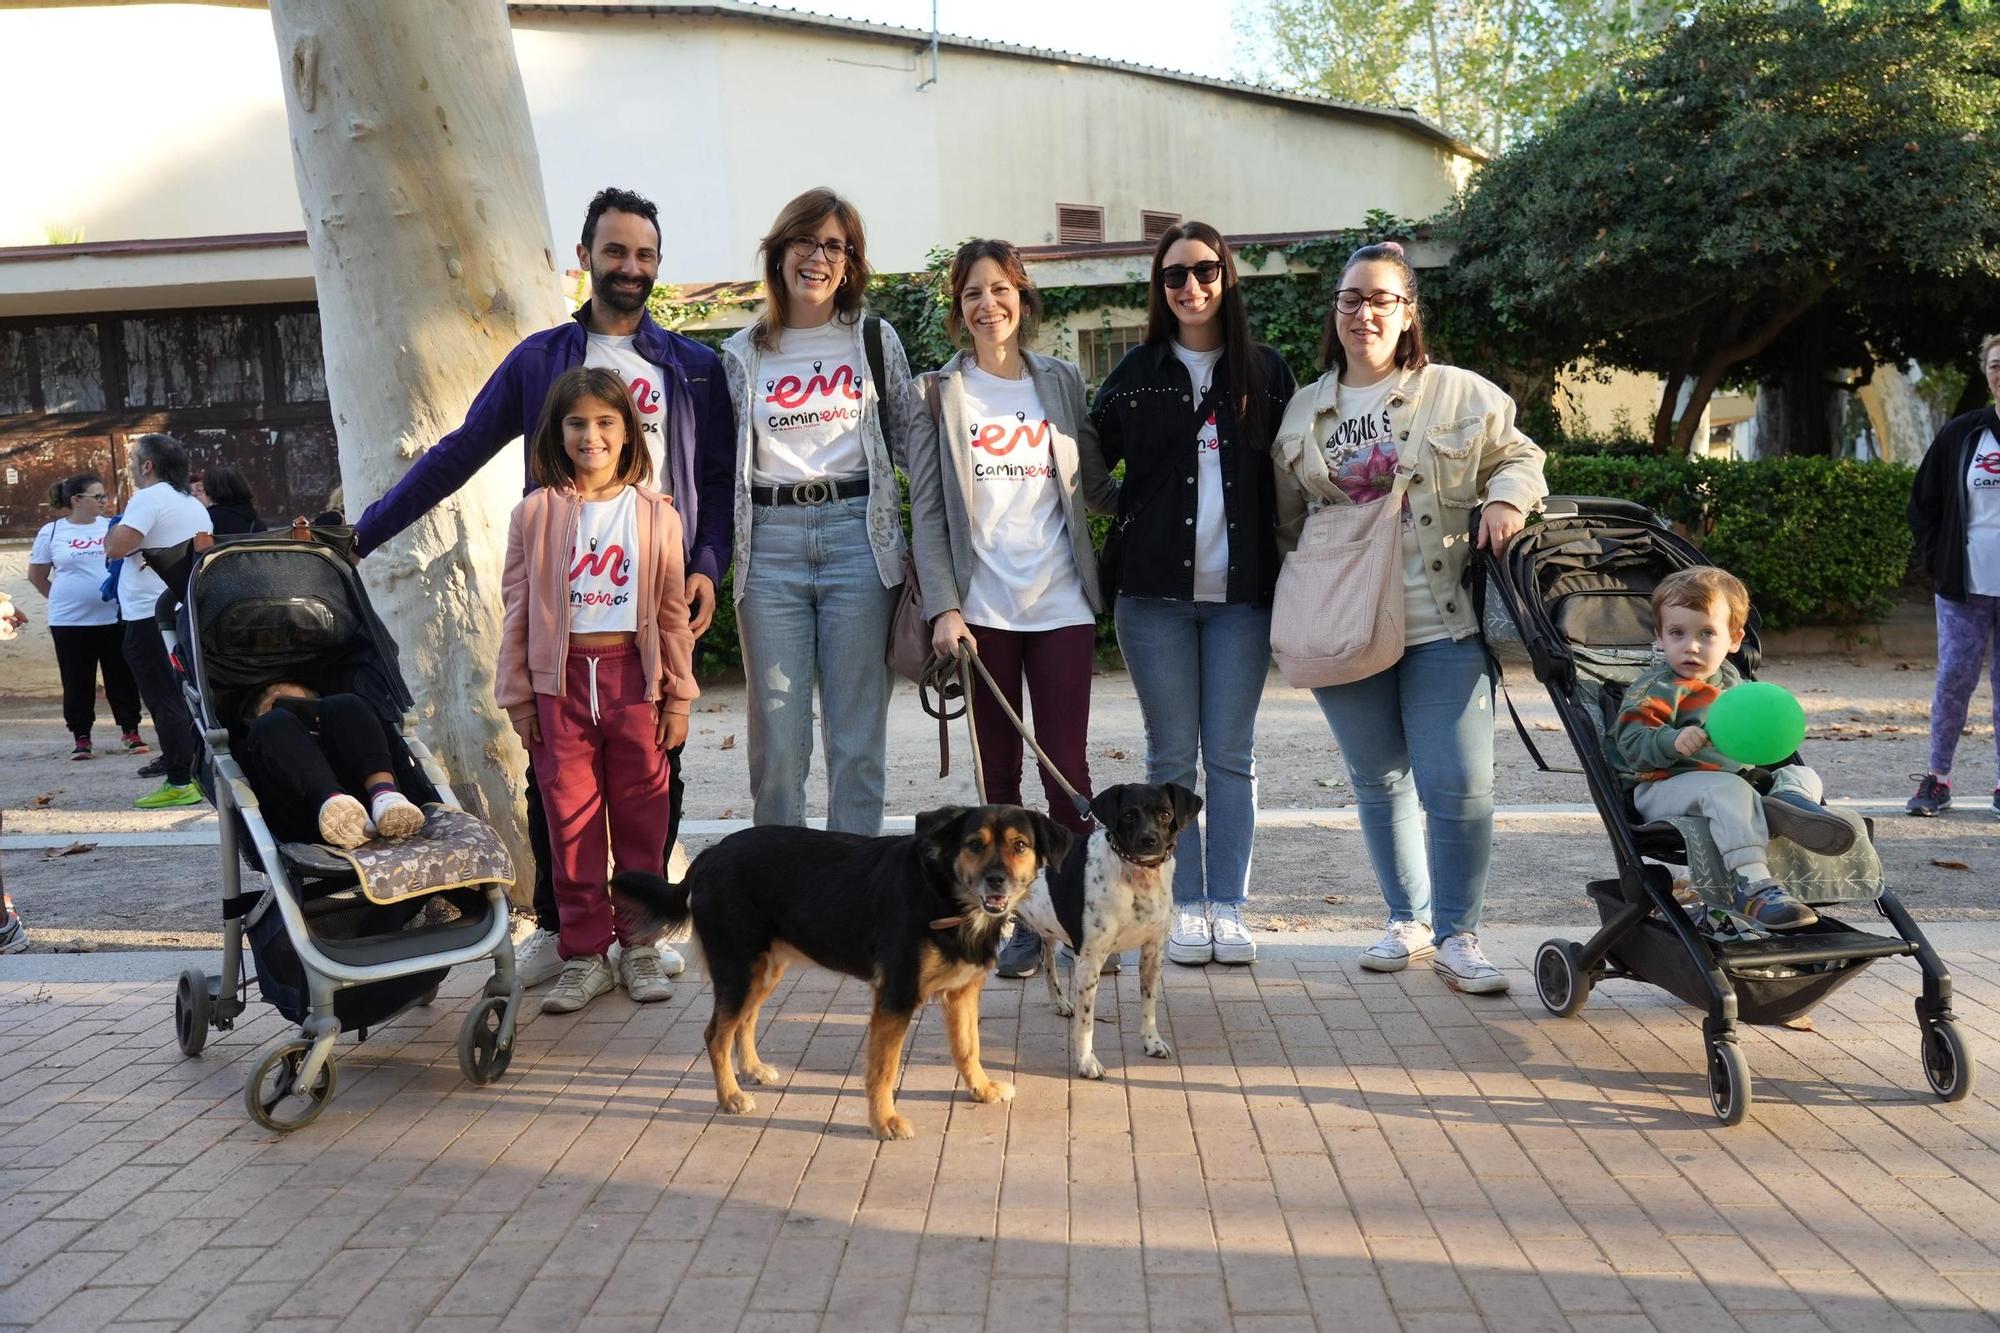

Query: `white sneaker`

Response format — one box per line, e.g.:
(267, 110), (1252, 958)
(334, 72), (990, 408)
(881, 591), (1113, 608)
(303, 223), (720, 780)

(1359, 919), (1437, 973)
(619, 944), (672, 1003)
(609, 938), (685, 978)
(1168, 904), (1213, 966)
(514, 927), (563, 988)
(1209, 902), (1256, 965)
(541, 954), (615, 1014)
(1432, 933), (1510, 995)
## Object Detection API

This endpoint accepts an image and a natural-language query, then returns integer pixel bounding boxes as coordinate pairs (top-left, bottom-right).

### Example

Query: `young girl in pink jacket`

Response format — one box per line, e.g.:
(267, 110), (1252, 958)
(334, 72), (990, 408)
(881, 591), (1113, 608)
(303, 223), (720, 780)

(499, 366), (700, 1015)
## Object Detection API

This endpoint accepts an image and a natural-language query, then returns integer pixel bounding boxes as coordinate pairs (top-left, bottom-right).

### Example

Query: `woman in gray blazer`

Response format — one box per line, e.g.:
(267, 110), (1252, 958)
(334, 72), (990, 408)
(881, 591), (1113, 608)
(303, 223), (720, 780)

(906, 237), (1118, 874)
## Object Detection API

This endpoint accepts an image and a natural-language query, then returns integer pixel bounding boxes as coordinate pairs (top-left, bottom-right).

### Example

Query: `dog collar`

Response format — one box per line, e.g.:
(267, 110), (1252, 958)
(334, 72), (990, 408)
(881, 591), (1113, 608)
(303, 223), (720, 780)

(1116, 851), (1172, 870)
(929, 914), (968, 930)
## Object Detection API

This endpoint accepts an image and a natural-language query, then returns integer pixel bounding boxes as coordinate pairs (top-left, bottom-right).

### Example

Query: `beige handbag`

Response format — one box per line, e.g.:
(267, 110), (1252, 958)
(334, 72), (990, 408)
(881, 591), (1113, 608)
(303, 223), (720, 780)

(1270, 468), (1415, 688)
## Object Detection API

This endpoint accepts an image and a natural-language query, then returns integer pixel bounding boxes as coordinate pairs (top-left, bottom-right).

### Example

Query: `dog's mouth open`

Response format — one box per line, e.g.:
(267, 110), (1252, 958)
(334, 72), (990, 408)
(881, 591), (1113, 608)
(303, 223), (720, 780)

(980, 889), (1012, 915)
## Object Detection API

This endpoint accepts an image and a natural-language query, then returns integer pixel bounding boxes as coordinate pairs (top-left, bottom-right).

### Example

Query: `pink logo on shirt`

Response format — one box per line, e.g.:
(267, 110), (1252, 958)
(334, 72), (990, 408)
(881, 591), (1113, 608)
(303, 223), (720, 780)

(570, 541), (631, 587)
(971, 413), (1051, 457)
(1975, 449), (2000, 476)
(626, 376), (662, 416)
(765, 361), (861, 409)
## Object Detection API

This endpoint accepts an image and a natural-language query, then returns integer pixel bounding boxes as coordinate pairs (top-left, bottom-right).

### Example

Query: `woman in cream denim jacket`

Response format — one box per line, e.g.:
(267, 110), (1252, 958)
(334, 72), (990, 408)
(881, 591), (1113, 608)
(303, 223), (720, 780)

(1271, 242), (1547, 997)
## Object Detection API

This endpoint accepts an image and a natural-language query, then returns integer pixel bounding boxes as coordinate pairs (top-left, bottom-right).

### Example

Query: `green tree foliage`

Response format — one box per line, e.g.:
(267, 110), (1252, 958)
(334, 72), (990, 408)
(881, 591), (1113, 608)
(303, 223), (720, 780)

(1446, 1), (2000, 455)
(1241, 0), (1670, 154)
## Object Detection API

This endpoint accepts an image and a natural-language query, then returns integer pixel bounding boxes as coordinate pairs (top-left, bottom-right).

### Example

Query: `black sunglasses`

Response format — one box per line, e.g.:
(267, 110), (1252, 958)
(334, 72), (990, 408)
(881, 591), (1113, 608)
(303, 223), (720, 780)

(1160, 261), (1224, 289)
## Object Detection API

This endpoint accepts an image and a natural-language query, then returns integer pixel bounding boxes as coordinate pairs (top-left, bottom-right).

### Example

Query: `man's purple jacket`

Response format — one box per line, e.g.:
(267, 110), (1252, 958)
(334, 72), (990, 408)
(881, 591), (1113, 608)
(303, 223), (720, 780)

(353, 304), (736, 586)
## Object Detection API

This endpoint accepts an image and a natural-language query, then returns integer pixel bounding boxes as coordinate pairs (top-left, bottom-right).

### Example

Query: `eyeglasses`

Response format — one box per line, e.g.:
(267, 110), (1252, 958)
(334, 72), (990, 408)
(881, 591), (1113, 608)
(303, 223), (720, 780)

(1160, 261), (1224, 289)
(76, 491), (107, 501)
(787, 236), (851, 263)
(1335, 289), (1414, 315)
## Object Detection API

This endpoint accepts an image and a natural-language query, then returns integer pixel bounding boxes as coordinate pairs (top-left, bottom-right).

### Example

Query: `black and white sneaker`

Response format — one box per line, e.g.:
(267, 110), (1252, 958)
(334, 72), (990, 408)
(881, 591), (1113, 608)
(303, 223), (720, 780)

(1906, 774), (1951, 817)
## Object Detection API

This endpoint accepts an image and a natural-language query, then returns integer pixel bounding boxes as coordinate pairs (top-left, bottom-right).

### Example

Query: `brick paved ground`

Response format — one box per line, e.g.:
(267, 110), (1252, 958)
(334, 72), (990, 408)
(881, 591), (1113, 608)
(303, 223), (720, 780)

(3, 928), (1999, 1332)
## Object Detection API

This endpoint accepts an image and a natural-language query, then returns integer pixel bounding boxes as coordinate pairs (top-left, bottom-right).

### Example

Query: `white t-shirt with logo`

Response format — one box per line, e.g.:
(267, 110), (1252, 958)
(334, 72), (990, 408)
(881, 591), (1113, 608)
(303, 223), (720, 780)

(1967, 428), (2000, 596)
(568, 487), (639, 633)
(30, 516), (117, 627)
(751, 320), (868, 486)
(1319, 375), (1450, 647)
(1171, 342), (1229, 602)
(116, 484), (213, 623)
(958, 365), (1094, 632)
(585, 333), (668, 485)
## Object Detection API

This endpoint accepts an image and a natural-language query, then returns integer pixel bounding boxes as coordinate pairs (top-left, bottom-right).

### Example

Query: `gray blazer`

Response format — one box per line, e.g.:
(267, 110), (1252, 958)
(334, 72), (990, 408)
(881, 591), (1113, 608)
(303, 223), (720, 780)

(906, 350), (1120, 621)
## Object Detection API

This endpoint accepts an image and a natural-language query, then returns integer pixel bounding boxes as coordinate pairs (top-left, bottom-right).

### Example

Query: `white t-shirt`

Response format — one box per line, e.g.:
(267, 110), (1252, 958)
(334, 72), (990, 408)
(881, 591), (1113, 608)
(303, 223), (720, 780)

(958, 365), (1094, 632)
(1319, 375), (1450, 647)
(585, 333), (668, 485)
(1967, 428), (2000, 596)
(30, 516), (117, 627)
(751, 320), (869, 486)
(116, 484), (213, 623)
(568, 487), (640, 633)
(1172, 342), (1229, 602)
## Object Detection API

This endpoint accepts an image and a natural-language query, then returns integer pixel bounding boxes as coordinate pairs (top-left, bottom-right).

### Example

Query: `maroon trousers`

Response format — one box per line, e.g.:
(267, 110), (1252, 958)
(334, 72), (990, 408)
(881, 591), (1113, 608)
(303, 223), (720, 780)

(965, 622), (1096, 836)
(531, 643), (673, 960)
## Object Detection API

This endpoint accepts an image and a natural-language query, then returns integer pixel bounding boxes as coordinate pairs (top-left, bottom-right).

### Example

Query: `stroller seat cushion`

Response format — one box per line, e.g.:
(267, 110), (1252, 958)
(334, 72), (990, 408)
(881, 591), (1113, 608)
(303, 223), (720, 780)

(1651, 809), (1882, 910)
(312, 807), (515, 906)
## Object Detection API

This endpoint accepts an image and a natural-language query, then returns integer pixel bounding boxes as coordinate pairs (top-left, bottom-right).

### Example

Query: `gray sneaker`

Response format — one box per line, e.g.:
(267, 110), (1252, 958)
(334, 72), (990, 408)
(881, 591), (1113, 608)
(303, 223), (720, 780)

(619, 944), (672, 1003)
(540, 954), (615, 1014)
(1761, 793), (1857, 857)
(996, 923), (1042, 978)
(0, 911), (28, 955)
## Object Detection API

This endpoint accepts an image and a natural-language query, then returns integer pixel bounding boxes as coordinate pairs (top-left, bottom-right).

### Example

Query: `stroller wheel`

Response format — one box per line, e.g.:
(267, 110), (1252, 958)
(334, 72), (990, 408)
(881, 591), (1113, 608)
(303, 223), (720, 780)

(1921, 1020), (1975, 1103)
(244, 1038), (336, 1132)
(1707, 1039), (1751, 1126)
(1533, 940), (1590, 1018)
(174, 968), (211, 1057)
(458, 996), (513, 1086)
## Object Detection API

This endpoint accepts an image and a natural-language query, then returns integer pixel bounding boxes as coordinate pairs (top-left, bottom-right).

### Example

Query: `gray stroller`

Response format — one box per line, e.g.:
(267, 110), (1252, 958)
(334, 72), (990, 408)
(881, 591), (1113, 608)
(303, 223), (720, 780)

(156, 525), (522, 1131)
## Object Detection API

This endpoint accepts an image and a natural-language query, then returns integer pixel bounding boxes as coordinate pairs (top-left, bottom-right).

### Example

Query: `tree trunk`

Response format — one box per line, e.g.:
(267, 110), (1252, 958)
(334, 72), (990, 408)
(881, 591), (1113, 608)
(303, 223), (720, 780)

(1857, 362), (1938, 463)
(268, 0), (566, 891)
(1752, 320), (1840, 457)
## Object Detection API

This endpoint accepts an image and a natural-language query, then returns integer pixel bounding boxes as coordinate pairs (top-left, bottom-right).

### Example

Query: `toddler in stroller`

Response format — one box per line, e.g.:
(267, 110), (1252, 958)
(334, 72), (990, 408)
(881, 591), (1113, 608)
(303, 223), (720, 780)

(236, 682), (428, 848)
(1606, 567), (1858, 932)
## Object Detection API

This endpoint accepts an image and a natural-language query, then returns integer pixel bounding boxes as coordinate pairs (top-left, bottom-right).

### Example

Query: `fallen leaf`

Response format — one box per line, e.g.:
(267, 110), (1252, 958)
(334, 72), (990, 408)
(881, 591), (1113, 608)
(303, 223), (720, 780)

(1315, 776), (1345, 788)
(32, 792), (54, 807)
(720, 807), (735, 819)
(720, 734), (736, 751)
(1322, 894), (1349, 906)
(41, 841), (96, 860)
(1781, 1015), (1815, 1032)
(1931, 859), (1971, 871)
(1102, 748), (1128, 761)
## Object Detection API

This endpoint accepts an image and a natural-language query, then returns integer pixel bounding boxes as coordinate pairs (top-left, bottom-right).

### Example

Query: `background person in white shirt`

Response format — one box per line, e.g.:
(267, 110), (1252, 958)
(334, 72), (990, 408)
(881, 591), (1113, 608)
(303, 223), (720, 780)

(28, 474), (146, 760)
(105, 433), (214, 809)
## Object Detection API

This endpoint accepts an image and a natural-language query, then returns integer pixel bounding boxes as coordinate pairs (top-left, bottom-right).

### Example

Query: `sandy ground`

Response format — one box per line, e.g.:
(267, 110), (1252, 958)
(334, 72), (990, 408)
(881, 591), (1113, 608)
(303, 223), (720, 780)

(3, 651), (1996, 953)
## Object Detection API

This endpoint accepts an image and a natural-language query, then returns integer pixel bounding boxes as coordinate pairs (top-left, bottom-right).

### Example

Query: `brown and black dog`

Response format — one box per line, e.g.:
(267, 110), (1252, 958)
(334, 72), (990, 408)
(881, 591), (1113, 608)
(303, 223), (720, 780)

(612, 805), (1071, 1140)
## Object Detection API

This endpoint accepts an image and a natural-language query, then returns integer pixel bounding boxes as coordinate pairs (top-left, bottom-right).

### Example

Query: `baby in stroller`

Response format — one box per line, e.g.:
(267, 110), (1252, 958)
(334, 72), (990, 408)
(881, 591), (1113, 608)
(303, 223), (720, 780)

(234, 682), (431, 849)
(1607, 567), (1858, 931)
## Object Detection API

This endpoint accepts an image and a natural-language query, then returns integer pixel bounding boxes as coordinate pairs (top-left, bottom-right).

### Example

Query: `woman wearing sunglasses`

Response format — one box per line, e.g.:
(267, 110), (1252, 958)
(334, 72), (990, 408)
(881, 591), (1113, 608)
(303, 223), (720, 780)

(1271, 242), (1547, 994)
(721, 187), (916, 834)
(1090, 221), (1298, 966)
(27, 474), (146, 760)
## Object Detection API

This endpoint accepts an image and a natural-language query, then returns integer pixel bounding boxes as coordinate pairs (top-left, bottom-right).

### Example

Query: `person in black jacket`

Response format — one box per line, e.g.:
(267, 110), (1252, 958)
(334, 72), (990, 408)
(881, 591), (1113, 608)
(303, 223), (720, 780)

(1906, 334), (2000, 817)
(1088, 221), (1296, 968)
(196, 465), (267, 535)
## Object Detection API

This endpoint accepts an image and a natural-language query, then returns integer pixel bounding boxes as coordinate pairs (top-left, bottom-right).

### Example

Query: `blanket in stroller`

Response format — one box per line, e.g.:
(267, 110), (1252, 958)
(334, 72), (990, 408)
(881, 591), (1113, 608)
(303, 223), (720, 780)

(322, 806), (515, 906)
(1658, 805), (1882, 923)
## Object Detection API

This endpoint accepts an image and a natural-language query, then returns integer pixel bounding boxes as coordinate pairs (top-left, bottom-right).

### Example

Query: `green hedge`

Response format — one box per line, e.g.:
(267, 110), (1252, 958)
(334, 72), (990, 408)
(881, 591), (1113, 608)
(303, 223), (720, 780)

(1543, 455), (1915, 630)
(692, 456), (1914, 680)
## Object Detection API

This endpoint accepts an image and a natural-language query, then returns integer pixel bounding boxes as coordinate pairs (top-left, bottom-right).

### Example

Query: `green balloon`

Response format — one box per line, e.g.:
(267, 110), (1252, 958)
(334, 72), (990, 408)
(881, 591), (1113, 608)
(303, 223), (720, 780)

(1705, 682), (1807, 766)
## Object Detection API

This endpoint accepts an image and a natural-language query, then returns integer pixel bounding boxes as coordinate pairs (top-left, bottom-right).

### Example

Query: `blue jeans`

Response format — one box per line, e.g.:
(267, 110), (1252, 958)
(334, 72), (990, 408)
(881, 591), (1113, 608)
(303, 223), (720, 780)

(738, 499), (897, 834)
(1312, 637), (1494, 942)
(1115, 597), (1272, 904)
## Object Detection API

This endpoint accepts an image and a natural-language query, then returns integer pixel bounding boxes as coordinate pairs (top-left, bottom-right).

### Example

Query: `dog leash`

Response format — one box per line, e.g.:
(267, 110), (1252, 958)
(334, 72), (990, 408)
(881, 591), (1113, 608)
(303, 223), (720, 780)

(942, 640), (1096, 830)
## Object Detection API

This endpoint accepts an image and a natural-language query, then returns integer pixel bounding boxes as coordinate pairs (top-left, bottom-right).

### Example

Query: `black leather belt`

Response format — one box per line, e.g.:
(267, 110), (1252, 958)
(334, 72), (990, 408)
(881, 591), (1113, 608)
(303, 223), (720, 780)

(751, 477), (871, 507)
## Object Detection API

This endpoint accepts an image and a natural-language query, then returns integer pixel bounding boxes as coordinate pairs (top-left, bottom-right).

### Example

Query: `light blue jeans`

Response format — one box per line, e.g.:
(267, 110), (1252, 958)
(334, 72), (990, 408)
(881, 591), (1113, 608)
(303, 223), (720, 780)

(1311, 636), (1494, 942)
(1115, 597), (1272, 905)
(738, 499), (897, 834)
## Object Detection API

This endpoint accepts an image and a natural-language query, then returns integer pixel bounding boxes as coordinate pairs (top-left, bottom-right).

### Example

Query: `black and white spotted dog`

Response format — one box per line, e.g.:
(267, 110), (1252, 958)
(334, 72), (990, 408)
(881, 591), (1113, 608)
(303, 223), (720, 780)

(1010, 783), (1202, 1079)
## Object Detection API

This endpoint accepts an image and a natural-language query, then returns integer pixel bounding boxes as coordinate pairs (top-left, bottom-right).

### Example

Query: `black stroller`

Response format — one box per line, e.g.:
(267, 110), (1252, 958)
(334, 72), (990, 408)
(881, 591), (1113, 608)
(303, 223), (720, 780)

(1481, 497), (1972, 1124)
(154, 524), (522, 1131)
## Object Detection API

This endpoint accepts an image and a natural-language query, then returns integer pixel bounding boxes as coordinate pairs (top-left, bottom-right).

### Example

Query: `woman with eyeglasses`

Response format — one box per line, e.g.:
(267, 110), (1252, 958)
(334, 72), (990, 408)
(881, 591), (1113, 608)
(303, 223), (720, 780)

(27, 474), (147, 761)
(1272, 242), (1547, 995)
(1090, 221), (1298, 967)
(720, 187), (915, 833)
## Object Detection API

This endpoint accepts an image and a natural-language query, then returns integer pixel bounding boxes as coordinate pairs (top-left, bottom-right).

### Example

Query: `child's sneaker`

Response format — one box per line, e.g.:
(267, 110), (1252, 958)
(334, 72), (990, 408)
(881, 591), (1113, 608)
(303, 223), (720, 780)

(70, 736), (92, 761)
(1761, 792), (1856, 856)
(317, 793), (369, 847)
(121, 730), (149, 754)
(619, 944), (672, 1003)
(134, 780), (202, 810)
(0, 911), (28, 955)
(370, 791), (425, 840)
(1906, 774), (1951, 817)
(1735, 876), (1818, 931)
(542, 954), (615, 1014)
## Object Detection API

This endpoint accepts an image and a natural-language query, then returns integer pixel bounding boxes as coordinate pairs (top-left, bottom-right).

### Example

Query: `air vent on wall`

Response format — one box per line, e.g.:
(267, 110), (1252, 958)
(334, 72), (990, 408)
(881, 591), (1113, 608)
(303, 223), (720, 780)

(1141, 210), (1180, 241)
(1056, 204), (1105, 245)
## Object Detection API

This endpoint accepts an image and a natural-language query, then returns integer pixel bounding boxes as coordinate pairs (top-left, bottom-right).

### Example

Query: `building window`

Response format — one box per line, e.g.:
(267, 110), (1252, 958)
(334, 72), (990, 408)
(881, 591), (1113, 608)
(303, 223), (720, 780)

(1057, 204), (1105, 246)
(1141, 210), (1180, 241)
(1076, 324), (1147, 386)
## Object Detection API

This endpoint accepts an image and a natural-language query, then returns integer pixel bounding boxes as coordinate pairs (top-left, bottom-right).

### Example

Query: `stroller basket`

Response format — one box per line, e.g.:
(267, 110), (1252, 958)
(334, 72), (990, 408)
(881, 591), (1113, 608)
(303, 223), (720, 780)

(1484, 496), (1973, 1124)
